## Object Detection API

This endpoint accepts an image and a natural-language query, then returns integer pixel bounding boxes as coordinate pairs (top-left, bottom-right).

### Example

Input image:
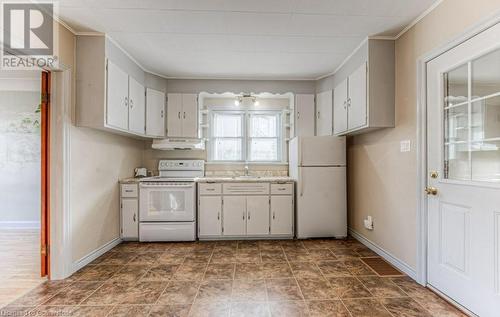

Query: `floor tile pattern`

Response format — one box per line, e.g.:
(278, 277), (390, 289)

(0, 238), (466, 316)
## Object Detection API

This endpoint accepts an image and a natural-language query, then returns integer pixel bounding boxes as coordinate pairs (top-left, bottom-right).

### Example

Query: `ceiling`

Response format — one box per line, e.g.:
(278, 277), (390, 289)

(58, 0), (439, 80)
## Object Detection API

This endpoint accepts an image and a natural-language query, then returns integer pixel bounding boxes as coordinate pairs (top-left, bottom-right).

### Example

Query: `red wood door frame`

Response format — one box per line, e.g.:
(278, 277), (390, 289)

(40, 71), (51, 278)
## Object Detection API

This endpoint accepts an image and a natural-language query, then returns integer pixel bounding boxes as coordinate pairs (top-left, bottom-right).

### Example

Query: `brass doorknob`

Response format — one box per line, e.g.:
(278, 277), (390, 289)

(425, 187), (438, 195)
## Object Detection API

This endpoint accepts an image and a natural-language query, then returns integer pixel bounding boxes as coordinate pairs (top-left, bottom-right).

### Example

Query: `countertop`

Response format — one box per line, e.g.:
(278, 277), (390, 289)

(196, 176), (294, 183)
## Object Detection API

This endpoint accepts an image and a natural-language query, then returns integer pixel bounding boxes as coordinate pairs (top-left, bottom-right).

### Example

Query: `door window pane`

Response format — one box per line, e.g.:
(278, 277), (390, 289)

(444, 64), (468, 106)
(249, 138), (278, 161)
(444, 104), (468, 144)
(444, 144), (471, 181)
(472, 96), (500, 141)
(213, 138), (242, 161)
(471, 48), (500, 99)
(471, 141), (500, 182)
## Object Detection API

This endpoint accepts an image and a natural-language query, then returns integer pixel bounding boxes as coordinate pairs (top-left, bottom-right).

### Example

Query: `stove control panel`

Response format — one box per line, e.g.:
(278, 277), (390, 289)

(158, 160), (205, 171)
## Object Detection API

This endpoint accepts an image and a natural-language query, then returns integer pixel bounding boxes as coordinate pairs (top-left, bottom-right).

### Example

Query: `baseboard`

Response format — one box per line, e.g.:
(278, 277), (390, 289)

(0, 221), (40, 229)
(349, 228), (417, 280)
(72, 237), (122, 273)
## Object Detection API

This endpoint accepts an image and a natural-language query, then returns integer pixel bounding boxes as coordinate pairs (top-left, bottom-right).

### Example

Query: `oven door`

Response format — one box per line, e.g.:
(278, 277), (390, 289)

(139, 182), (195, 222)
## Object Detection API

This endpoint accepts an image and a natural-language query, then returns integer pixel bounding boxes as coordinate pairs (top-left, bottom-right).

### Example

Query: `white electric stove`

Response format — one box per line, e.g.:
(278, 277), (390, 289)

(139, 160), (204, 242)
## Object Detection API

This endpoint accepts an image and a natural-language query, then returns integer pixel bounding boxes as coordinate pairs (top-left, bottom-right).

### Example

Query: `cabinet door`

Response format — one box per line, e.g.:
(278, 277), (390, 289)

(121, 198), (138, 239)
(316, 90), (333, 136)
(128, 76), (145, 135)
(146, 88), (166, 137)
(271, 196), (293, 235)
(106, 60), (129, 130)
(167, 93), (183, 137)
(222, 196), (246, 236)
(333, 78), (348, 135)
(246, 196), (269, 236)
(295, 94), (315, 137)
(199, 196), (222, 237)
(182, 94), (198, 138)
(347, 62), (367, 130)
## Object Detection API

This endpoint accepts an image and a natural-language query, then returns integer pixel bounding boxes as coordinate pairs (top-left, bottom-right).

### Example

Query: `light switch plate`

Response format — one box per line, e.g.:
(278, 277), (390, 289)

(400, 140), (411, 152)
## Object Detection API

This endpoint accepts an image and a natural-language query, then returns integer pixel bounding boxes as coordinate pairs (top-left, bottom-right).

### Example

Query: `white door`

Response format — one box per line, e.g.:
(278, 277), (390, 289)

(199, 196), (222, 237)
(347, 62), (367, 130)
(182, 94), (198, 138)
(333, 78), (348, 135)
(246, 196), (269, 236)
(297, 166), (346, 238)
(426, 22), (500, 317)
(167, 93), (182, 137)
(146, 88), (165, 137)
(128, 76), (145, 135)
(295, 94), (315, 137)
(106, 60), (129, 130)
(316, 90), (333, 136)
(271, 196), (293, 235)
(223, 196), (246, 236)
(121, 198), (138, 239)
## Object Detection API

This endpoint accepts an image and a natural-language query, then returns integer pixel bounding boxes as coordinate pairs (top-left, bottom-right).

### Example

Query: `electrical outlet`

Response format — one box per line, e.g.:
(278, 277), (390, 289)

(364, 216), (374, 230)
(400, 140), (411, 152)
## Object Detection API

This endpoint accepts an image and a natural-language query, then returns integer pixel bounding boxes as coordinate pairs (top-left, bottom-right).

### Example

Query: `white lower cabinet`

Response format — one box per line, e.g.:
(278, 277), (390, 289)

(246, 196), (270, 236)
(198, 196), (222, 236)
(271, 196), (293, 235)
(198, 182), (294, 239)
(120, 183), (139, 240)
(222, 196), (247, 236)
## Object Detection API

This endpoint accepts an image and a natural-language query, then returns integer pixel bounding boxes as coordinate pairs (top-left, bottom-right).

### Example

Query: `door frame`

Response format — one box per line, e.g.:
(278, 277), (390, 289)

(416, 11), (500, 287)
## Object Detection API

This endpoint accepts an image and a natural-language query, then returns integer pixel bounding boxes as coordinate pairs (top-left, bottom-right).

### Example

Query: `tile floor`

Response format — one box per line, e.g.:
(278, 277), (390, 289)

(0, 229), (44, 307)
(0, 238), (466, 316)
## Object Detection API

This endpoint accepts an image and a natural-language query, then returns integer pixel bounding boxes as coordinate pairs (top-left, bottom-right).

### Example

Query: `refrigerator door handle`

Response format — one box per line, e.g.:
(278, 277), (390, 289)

(299, 168), (304, 197)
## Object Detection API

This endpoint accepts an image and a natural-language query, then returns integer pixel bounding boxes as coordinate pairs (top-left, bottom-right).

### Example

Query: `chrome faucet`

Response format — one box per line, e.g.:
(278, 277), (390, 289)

(244, 164), (249, 176)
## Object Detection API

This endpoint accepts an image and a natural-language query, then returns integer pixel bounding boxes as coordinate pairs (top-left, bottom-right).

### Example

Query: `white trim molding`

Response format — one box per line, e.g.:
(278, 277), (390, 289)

(349, 228), (417, 280)
(72, 238), (122, 273)
(0, 221), (40, 229)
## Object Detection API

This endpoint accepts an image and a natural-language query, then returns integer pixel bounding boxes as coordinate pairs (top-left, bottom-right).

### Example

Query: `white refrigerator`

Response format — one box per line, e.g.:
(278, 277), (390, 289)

(289, 136), (347, 239)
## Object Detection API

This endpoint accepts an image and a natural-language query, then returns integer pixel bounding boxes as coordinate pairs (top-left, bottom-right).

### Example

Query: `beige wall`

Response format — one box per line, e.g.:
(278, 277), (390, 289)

(348, 0), (500, 270)
(55, 25), (144, 262)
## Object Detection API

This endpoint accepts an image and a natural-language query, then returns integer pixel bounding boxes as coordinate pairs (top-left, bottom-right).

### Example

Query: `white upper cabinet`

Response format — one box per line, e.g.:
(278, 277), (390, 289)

(295, 94), (315, 137)
(167, 93), (199, 138)
(347, 63), (368, 130)
(128, 76), (146, 135)
(106, 60), (129, 130)
(332, 39), (395, 136)
(76, 35), (167, 139)
(316, 90), (333, 136)
(333, 78), (348, 135)
(146, 88), (166, 138)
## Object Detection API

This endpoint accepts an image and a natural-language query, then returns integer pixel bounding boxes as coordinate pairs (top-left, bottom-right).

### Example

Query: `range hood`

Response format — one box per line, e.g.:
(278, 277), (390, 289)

(152, 138), (205, 150)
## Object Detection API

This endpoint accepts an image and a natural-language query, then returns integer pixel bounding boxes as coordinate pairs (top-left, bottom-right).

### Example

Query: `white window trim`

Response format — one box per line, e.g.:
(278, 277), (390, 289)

(208, 109), (285, 163)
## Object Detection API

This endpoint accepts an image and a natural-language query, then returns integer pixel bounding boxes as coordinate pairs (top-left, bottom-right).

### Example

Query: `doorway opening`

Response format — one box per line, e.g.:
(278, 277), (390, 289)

(0, 70), (50, 307)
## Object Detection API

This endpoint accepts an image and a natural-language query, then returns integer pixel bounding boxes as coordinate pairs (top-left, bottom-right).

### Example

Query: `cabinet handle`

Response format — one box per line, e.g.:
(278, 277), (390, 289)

(248, 211), (251, 220)
(125, 189), (133, 193)
(242, 212), (245, 220)
(206, 188), (215, 191)
(278, 188), (286, 191)
(124, 97), (128, 107)
(133, 213), (136, 222)
(272, 212), (275, 220)
(160, 110), (164, 118)
(183, 112), (186, 119)
(347, 98), (351, 107)
(297, 112), (300, 119)
(317, 111), (320, 119)
(217, 212), (220, 220)
(343, 100), (347, 110)
(178, 112), (181, 119)
(130, 99), (134, 109)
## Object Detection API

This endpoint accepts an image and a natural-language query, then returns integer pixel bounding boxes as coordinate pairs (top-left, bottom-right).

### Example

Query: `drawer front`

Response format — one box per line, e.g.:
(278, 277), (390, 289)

(223, 183), (269, 195)
(198, 183), (222, 195)
(121, 184), (138, 198)
(271, 183), (293, 195)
